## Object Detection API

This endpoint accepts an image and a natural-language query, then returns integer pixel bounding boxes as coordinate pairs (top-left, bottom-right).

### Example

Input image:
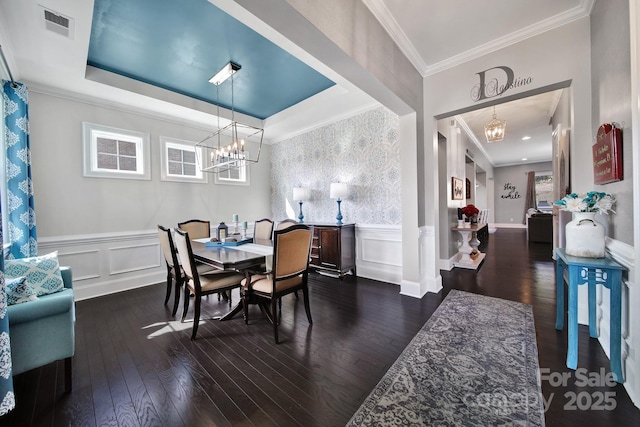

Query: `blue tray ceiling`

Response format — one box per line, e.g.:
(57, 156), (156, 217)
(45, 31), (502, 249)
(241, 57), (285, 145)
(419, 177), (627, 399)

(88, 0), (335, 120)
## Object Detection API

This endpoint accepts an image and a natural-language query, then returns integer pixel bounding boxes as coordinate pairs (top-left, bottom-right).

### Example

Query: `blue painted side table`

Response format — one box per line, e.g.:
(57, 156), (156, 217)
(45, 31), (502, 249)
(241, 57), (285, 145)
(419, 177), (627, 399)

(555, 248), (626, 383)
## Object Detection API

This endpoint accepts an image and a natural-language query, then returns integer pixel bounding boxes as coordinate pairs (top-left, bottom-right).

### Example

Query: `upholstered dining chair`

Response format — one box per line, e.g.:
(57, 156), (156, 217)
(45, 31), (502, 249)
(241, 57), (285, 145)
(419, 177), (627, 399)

(253, 218), (274, 241)
(275, 219), (300, 299)
(174, 228), (245, 340)
(177, 219), (230, 301)
(158, 225), (219, 316)
(177, 219), (211, 239)
(242, 224), (313, 343)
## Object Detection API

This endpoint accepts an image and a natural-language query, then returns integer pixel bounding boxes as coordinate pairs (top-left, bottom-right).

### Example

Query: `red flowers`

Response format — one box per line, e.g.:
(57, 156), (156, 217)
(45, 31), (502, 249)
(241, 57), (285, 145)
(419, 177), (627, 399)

(461, 204), (479, 217)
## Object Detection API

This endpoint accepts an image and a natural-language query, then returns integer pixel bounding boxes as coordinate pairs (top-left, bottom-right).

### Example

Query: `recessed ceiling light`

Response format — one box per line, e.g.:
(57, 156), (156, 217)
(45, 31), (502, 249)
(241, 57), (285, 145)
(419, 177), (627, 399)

(522, 157), (528, 161)
(522, 136), (531, 140)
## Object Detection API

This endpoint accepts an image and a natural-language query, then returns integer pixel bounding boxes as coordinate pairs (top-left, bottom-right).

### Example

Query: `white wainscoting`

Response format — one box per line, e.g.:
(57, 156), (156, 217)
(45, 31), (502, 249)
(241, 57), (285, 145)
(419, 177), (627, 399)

(38, 230), (166, 301)
(355, 224), (403, 285)
(603, 238), (637, 407)
(39, 225), (405, 301)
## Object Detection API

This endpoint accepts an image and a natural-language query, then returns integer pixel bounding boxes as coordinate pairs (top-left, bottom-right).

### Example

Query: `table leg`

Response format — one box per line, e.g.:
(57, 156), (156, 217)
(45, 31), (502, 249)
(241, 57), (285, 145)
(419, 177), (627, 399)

(217, 301), (243, 321)
(456, 230), (474, 265)
(469, 231), (480, 251)
(610, 269), (624, 383)
(555, 260), (565, 330)
(567, 265), (580, 370)
(588, 269), (599, 338)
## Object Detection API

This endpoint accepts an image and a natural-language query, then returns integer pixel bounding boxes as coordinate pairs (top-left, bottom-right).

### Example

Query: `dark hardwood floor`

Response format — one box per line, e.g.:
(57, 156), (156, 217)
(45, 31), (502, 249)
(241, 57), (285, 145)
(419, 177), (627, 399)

(2, 228), (639, 426)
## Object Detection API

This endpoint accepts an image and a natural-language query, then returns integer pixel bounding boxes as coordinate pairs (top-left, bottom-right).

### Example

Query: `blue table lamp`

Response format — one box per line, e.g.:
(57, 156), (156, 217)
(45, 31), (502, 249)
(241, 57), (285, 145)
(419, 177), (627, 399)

(330, 182), (348, 225)
(293, 187), (310, 223)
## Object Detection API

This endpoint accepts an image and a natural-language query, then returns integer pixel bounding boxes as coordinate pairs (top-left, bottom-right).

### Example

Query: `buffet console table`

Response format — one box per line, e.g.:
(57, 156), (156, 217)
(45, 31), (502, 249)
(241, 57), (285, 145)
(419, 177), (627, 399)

(451, 223), (487, 270)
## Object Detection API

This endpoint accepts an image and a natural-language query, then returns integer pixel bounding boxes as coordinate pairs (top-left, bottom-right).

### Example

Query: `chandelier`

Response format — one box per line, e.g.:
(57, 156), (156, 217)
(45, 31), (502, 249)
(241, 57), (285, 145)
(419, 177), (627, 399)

(196, 62), (264, 173)
(484, 105), (506, 143)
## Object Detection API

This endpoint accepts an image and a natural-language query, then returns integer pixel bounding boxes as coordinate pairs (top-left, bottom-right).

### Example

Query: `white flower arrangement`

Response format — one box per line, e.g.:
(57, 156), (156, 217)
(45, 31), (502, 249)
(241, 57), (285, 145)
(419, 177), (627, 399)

(554, 191), (616, 214)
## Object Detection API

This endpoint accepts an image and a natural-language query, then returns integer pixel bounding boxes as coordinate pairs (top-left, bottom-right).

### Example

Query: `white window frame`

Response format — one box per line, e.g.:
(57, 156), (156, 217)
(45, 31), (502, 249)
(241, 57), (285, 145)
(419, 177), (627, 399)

(82, 122), (150, 180)
(214, 156), (250, 186)
(534, 170), (554, 212)
(160, 137), (207, 183)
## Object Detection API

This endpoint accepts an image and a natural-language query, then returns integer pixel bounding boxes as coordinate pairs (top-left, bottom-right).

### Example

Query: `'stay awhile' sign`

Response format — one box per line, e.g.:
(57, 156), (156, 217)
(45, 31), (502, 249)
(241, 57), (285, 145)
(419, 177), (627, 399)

(592, 123), (623, 185)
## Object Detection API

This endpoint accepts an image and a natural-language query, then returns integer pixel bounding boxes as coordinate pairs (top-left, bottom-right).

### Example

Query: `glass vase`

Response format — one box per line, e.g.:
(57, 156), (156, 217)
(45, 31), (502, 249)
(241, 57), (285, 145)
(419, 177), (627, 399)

(565, 212), (605, 258)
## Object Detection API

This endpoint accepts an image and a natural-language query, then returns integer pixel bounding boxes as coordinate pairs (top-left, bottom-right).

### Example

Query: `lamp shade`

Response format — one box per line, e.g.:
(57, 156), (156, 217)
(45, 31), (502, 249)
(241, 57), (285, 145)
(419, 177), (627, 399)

(293, 187), (310, 201)
(330, 182), (348, 199)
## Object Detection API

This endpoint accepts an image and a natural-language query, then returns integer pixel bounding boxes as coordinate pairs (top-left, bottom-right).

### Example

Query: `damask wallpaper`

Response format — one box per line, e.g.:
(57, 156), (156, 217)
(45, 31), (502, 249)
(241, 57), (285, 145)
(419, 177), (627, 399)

(271, 106), (401, 225)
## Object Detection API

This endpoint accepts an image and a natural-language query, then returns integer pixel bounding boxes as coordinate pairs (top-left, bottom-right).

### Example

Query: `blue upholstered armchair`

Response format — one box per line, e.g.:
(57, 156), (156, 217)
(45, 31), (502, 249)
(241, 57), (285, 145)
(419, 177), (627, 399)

(7, 266), (75, 392)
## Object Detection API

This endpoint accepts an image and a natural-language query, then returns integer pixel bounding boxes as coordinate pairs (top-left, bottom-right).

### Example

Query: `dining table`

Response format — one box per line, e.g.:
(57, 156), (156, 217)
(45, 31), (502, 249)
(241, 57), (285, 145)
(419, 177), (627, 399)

(190, 238), (273, 321)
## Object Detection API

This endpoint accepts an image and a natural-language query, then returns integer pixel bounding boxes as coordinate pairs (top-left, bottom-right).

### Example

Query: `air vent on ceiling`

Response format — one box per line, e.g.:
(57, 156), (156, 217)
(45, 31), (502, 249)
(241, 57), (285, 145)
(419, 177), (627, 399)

(40, 6), (74, 39)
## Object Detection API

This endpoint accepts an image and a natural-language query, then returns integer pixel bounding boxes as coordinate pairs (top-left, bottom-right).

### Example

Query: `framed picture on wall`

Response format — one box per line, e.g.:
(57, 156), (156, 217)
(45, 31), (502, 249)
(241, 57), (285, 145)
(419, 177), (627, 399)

(452, 177), (464, 200)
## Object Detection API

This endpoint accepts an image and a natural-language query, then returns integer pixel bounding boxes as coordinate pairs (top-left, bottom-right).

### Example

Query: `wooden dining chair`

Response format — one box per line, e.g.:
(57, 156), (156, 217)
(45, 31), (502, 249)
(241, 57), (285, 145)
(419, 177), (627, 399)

(158, 225), (183, 315)
(174, 228), (245, 340)
(253, 218), (274, 241)
(158, 225), (219, 316)
(242, 224), (313, 343)
(177, 219), (211, 239)
(178, 219), (230, 301)
(275, 219), (300, 298)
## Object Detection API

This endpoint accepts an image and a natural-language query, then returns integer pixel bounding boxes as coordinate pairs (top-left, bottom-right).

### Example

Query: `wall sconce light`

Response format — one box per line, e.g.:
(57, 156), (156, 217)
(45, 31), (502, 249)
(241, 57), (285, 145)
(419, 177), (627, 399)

(293, 187), (311, 223)
(330, 182), (348, 225)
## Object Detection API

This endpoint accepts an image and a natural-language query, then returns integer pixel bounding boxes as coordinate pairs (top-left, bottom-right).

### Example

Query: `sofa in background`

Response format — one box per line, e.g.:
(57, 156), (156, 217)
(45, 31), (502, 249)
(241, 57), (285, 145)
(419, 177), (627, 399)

(528, 213), (553, 243)
(7, 266), (75, 392)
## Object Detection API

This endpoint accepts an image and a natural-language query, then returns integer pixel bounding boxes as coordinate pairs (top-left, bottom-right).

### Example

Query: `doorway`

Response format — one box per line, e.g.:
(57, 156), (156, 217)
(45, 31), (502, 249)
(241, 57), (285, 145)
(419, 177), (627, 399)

(436, 85), (572, 269)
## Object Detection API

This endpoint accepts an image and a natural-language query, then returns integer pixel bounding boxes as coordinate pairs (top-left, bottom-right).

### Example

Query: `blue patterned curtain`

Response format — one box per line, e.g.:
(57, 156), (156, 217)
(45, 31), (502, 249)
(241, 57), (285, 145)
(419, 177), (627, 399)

(3, 81), (37, 258)
(0, 197), (15, 415)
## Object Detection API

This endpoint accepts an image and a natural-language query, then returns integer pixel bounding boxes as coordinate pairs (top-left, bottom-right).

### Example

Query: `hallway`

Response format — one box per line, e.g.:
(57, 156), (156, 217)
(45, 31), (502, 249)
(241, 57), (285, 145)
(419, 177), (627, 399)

(441, 228), (639, 425)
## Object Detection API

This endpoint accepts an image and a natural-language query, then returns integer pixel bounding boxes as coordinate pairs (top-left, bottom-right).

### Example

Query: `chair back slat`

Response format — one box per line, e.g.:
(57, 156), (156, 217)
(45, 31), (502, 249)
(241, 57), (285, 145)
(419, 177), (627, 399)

(178, 219), (210, 239)
(273, 225), (313, 279)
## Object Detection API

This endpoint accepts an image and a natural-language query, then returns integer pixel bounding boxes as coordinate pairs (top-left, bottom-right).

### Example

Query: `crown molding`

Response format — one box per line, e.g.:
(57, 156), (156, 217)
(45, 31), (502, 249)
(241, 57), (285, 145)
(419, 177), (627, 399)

(425, 2), (593, 76)
(365, 0), (594, 78)
(269, 101), (382, 144)
(362, 0), (427, 75)
(454, 115), (495, 167)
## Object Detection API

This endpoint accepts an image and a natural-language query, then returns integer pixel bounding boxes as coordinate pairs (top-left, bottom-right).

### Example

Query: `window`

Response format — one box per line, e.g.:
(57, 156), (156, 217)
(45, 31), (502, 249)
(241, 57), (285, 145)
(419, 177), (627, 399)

(160, 137), (207, 183)
(214, 157), (249, 185)
(83, 122), (150, 180)
(535, 172), (553, 213)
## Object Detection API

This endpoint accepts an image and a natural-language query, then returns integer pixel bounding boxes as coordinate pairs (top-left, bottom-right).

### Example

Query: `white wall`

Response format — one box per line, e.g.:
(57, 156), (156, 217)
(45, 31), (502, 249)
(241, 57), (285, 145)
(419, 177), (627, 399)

(27, 90), (273, 299)
(590, 0), (637, 407)
(591, 0), (633, 245)
(29, 91), (272, 237)
(493, 162), (552, 225)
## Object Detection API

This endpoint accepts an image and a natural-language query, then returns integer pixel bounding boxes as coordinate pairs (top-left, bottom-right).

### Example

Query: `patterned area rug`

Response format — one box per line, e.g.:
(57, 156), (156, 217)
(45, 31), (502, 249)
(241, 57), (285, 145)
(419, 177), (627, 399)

(347, 290), (545, 426)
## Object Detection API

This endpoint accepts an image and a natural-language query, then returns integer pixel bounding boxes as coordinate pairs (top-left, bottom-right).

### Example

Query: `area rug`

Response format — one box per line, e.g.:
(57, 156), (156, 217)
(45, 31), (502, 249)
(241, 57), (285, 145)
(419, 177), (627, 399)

(347, 290), (545, 426)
